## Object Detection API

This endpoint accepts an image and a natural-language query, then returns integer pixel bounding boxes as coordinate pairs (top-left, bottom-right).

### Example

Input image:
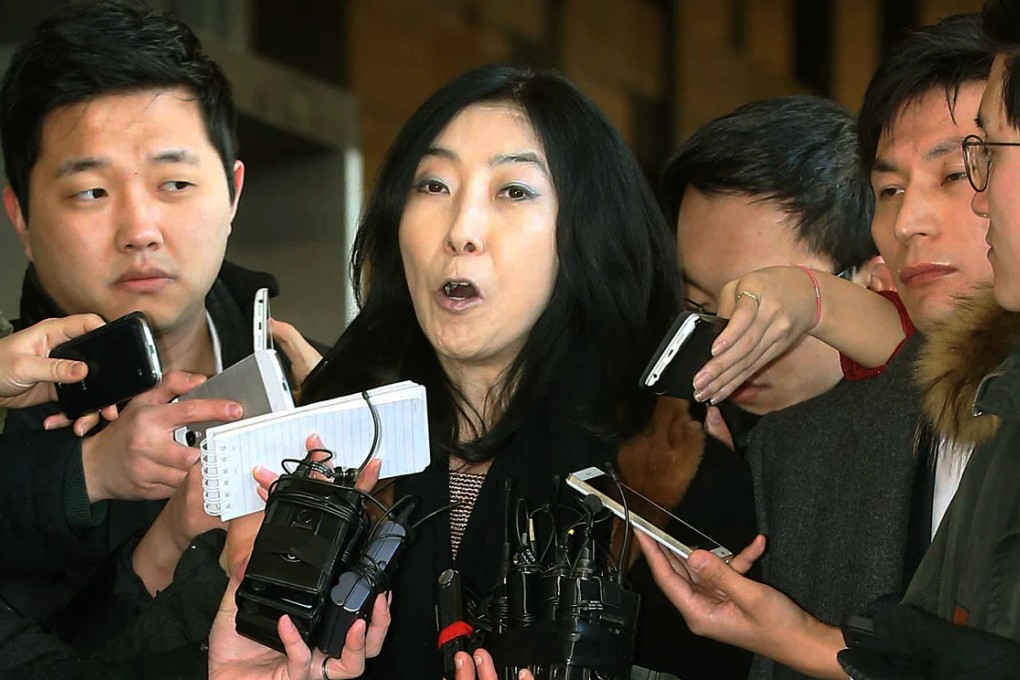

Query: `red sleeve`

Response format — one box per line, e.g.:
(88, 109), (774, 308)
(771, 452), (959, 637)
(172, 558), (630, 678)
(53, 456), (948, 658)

(840, 290), (917, 381)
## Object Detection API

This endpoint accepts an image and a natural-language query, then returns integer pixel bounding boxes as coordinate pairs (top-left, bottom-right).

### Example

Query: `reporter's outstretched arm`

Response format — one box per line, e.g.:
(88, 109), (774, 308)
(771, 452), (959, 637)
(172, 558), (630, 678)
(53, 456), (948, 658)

(637, 532), (848, 679)
(0, 314), (127, 577)
(132, 463), (226, 594)
(0, 529), (226, 679)
(6, 528), (372, 680)
(0, 313), (103, 407)
(0, 313), (119, 431)
(692, 266), (904, 404)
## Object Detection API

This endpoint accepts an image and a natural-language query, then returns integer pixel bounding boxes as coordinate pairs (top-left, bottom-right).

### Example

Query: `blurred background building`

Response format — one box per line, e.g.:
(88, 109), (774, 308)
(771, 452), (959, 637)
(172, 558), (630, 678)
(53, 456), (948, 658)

(0, 0), (986, 344)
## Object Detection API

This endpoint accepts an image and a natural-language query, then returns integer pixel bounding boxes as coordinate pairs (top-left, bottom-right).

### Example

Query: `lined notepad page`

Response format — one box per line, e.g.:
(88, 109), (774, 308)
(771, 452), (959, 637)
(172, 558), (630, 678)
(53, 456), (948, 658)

(201, 381), (429, 520)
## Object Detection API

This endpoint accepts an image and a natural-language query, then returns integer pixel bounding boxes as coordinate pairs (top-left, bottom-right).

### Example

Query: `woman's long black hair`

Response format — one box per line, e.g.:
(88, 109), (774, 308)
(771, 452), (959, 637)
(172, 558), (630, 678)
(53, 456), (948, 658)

(302, 64), (681, 463)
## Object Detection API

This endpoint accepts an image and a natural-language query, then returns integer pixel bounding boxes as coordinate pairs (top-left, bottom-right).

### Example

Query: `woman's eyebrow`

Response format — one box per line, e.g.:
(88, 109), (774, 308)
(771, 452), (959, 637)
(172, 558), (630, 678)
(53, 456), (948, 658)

(491, 151), (550, 178)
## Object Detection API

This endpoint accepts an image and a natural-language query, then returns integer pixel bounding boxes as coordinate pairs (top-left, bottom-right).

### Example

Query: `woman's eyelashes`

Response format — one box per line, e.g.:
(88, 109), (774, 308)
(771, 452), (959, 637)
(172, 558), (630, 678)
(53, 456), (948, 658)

(411, 172), (542, 202)
(683, 297), (716, 315)
(497, 183), (538, 201)
(413, 176), (450, 195)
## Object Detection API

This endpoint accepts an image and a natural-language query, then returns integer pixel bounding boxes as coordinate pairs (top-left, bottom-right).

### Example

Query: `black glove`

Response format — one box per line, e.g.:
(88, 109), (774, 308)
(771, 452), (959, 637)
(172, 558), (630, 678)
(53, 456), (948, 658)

(837, 604), (1020, 680)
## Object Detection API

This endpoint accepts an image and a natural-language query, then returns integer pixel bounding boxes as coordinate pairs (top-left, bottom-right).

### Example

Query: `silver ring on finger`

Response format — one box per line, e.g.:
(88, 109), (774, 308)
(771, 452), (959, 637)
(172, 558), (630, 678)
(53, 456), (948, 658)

(321, 658), (334, 680)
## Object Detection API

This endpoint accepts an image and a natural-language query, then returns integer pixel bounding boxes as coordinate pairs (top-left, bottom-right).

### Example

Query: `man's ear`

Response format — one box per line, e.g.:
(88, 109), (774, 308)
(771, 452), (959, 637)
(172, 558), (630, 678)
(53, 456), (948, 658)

(3, 185), (32, 261)
(854, 255), (897, 293)
(228, 160), (245, 230)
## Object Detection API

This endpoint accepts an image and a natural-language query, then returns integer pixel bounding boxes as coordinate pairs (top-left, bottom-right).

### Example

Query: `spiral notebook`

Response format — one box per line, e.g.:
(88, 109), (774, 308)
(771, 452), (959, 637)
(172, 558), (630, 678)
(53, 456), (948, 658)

(200, 380), (430, 520)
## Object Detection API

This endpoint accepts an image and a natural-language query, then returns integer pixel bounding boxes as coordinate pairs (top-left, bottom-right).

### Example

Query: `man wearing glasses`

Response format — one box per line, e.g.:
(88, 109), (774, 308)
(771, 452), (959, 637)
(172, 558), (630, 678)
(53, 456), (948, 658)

(887, 0), (1020, 664)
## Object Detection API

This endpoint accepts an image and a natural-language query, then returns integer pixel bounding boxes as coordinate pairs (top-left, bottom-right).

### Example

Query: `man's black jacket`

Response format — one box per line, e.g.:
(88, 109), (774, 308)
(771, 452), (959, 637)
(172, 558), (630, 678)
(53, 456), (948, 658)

(0, 530), (227, 680)
(0, 261), (279, 625)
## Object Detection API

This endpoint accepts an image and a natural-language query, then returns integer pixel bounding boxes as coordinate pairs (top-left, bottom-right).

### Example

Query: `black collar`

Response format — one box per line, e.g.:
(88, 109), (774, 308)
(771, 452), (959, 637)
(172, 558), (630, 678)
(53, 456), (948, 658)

(16, 261), (280, 370)
(17, 265), (63, 328)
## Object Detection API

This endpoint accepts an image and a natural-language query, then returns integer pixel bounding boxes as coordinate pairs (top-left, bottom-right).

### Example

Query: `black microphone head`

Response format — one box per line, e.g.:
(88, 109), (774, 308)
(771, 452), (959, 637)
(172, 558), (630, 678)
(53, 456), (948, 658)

(582, 494), (604, 515)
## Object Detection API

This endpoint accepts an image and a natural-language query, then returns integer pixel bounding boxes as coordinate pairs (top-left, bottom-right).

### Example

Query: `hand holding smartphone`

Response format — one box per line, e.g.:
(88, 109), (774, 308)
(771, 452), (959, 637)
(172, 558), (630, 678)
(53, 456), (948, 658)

(172, 349), (293, 448)
(51, 311), (162, 418)
(641, 311), (759, 451)
(640, 311), (725, 400)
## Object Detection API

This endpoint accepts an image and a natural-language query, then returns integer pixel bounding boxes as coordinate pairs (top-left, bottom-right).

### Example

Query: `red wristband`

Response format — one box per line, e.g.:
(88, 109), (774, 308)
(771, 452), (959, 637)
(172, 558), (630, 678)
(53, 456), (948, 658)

(798, 265), (822, 328)
(438, 620), (474, 648)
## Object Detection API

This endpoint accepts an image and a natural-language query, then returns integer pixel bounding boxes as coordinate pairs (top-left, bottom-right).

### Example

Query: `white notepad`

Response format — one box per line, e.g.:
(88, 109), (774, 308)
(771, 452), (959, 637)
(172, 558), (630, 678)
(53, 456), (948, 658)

(200, 380), (430, 520)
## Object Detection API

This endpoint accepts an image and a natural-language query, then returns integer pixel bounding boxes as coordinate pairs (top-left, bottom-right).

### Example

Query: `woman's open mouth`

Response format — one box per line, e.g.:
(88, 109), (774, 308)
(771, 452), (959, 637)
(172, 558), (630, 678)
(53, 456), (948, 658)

(443, 281), (478, 299)
(437, 279), (483, 311)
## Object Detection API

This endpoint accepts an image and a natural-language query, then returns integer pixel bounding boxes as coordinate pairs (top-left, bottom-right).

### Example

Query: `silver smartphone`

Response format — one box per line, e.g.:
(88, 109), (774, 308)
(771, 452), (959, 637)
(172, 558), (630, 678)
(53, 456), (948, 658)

(565, 466), (733, 562)
(253, 287), (272, 353)
(173, 349), (294, 447)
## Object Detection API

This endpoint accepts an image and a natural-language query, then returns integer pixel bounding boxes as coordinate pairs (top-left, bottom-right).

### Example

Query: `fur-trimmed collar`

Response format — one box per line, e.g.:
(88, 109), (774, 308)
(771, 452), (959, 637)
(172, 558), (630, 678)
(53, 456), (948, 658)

(613, 396), (705, 568)
(915, 288), (1020, 448)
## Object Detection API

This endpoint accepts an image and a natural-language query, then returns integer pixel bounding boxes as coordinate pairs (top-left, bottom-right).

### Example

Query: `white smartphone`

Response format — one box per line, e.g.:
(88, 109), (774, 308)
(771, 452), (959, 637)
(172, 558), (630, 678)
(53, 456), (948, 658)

(565, 466), (733, 562)
(640, 311), (724, 398)
(173, 349), (294, 447)
(253, 287), (272, 352)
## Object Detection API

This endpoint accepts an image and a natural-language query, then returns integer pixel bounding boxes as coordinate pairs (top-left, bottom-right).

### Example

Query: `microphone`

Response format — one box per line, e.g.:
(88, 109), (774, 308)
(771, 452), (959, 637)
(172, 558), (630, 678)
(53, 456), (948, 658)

(437, 569), (472, 677)
(463, 475), (642, 680)
(499, 480), (514, 578)
(492, 480), (514, 632)
(581, 494), (604, 515)
(605, 463), (630, 585)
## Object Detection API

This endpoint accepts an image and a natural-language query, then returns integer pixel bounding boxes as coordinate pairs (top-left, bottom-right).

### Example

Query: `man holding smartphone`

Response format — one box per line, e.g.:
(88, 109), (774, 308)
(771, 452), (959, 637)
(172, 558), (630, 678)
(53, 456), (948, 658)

(0, 0), (290, 634)
(0, 314), (387, 679)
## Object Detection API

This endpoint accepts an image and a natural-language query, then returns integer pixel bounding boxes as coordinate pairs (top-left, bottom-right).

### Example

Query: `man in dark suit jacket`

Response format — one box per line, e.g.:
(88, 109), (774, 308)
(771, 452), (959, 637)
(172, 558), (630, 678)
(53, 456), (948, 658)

(0, 0), (289, 638)
(745, 14), (995, 680)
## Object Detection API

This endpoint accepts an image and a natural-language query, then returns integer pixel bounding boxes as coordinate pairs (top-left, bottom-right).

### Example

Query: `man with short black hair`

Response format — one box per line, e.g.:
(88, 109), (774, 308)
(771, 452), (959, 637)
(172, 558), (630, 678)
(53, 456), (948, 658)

(888, 0), (1020, 653)
(0, 0), (282, 632)
(661, 95), (881, 419)
(743, 18), (995, 679)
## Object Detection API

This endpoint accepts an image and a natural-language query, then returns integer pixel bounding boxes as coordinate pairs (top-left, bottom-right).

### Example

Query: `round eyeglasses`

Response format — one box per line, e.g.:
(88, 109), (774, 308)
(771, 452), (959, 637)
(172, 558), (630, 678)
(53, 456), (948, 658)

(963, 134), (1020, 193)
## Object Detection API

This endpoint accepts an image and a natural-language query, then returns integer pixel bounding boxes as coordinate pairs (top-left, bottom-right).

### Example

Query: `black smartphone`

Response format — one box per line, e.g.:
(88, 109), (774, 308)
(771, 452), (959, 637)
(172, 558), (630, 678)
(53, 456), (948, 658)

(51, 311), (163, 418)
(640, 311), (726, 400)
